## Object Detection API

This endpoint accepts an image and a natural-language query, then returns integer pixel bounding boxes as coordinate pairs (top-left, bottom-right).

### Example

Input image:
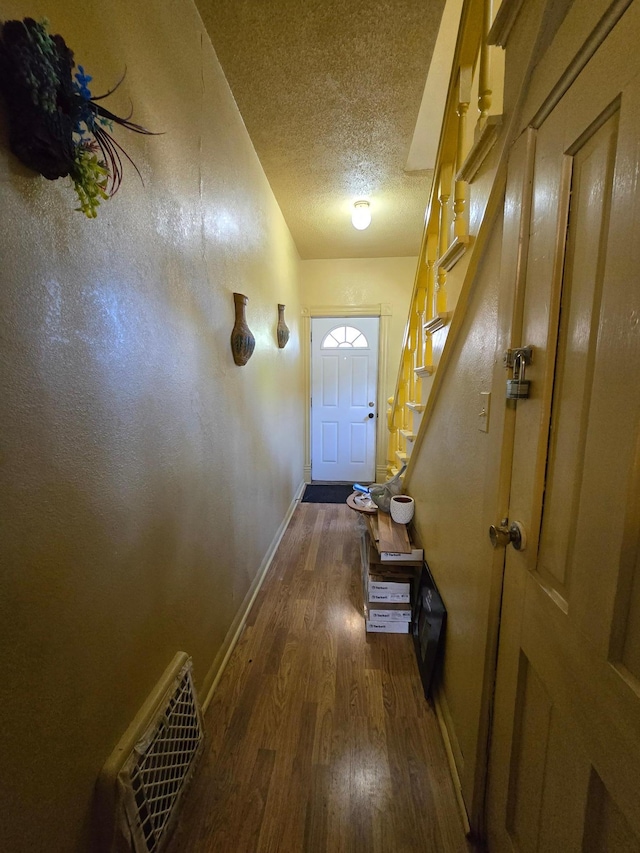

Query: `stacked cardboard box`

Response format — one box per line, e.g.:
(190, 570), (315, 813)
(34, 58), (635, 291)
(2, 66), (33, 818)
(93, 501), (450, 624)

(353, 505), (447, 696)
(360, 515), (422, 634)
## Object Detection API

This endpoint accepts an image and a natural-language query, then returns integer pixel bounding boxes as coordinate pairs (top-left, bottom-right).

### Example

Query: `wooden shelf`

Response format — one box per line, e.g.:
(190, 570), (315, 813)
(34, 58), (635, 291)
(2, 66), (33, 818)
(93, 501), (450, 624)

(376, 510), (412, 553)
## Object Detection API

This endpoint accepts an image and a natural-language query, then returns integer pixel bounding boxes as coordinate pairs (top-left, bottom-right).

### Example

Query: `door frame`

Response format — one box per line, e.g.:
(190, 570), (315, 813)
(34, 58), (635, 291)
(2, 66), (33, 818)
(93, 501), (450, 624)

(301, 303), (392, 483)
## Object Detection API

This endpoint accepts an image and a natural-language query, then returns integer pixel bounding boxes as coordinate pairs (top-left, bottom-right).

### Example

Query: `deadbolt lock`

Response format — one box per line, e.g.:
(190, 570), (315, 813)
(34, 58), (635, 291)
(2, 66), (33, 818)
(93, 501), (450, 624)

(489, 519), (527, 551)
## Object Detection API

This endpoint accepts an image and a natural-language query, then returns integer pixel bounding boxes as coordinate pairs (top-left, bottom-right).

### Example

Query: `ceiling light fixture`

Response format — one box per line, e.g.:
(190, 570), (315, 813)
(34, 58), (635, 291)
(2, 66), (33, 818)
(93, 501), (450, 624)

(351, 200), (371, 230)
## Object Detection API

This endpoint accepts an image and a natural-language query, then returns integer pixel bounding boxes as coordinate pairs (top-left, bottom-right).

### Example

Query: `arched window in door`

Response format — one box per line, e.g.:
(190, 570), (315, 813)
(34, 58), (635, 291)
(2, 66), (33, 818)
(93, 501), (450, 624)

(321, 325), (369, 349)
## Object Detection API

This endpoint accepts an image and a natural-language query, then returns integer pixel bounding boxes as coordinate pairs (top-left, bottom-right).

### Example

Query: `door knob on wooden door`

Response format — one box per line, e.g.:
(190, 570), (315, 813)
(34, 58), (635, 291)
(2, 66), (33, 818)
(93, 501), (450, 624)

(489, 519), (527, 550)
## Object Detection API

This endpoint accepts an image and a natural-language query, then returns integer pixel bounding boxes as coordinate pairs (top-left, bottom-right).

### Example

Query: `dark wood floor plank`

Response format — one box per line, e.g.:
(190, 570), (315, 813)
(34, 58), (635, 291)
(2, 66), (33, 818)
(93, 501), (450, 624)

(303, 508), (327, 572)
(303, 764), (330, 852)
(167, 503), (473, 853)
(232, 748), (276, 851)
(265, 700), (317, 851)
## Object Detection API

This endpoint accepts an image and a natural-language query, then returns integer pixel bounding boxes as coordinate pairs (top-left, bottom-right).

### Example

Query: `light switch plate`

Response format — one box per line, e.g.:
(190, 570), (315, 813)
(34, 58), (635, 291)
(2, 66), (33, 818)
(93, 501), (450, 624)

(478, 391), (491, 432)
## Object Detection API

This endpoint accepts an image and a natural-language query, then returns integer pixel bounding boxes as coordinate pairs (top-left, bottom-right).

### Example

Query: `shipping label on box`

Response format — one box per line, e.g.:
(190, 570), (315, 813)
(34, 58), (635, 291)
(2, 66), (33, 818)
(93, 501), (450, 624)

(366, 620), (410, 634)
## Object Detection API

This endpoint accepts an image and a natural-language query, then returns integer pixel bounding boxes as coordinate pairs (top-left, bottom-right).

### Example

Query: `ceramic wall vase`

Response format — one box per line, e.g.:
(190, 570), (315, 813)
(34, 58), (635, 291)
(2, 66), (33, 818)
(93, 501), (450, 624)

(276, 303), (290, 349)
(231, 292), (255, 366)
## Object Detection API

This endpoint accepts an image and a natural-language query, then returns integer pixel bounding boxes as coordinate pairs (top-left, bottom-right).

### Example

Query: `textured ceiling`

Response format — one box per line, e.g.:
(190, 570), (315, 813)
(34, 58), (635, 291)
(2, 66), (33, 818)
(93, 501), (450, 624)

(197, 0), (446, 260)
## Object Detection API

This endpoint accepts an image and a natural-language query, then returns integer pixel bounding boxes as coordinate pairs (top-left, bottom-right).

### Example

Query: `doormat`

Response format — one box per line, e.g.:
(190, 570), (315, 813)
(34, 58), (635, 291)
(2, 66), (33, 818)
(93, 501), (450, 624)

(301, 484), (355, 504)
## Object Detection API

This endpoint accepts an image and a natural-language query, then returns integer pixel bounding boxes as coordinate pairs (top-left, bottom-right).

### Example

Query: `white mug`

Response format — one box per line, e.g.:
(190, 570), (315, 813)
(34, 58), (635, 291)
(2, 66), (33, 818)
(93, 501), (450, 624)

(390, 494), (415, 524)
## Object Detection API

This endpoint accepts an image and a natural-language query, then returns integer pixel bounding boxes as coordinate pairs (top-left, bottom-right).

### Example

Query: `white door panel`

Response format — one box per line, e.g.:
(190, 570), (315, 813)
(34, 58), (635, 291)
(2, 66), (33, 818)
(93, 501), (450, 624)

(311, 317), (379, 482)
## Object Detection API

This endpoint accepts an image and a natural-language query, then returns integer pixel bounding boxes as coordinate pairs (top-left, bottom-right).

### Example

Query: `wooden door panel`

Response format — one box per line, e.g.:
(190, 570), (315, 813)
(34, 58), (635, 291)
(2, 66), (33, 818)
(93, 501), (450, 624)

(520, 579), (640, 832)
(568, 85), (640, 653)
(506, 650), (590, 853)
(506, 123), (572, 569)
(536, 108), (619, 597)
(506, 653), (553, 853)
(488, 5), (640, 850)
(499, 571), (640, 850)
(536, 709), (590, 853)
(584, 770), (640, 853)
(615, 438), (640, 680)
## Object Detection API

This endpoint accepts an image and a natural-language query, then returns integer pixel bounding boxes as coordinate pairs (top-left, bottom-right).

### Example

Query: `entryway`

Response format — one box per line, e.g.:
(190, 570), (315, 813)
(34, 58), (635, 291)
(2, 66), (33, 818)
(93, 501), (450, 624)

(310, 316), (379, 482)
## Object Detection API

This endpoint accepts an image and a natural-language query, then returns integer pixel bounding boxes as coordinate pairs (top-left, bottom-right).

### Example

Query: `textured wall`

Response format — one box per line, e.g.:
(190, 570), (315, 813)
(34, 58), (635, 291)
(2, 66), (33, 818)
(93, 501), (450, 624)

(299, 256), (417, 400)
(0, 2), (303, 850)
(406, 223), (506, 808)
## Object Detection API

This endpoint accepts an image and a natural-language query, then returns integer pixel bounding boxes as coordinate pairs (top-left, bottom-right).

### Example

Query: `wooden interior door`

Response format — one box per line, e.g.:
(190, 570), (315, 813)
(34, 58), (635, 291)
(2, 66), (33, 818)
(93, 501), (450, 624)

(487, 10), (640, 851)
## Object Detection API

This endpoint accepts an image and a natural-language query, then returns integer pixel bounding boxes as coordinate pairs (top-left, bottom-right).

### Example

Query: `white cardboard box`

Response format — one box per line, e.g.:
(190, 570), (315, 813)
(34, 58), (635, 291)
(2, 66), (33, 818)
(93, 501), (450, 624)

(368, 580), (411, 603)
(368, 607), (412, 622)
(366, 620), (410, 634)
(380, 548), (424, 562)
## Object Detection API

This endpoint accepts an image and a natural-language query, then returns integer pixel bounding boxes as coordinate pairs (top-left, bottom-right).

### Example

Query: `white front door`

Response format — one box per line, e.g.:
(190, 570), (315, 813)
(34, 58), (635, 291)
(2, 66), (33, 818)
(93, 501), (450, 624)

(488, 8), (640, 849)
(311, 317), (379, 482)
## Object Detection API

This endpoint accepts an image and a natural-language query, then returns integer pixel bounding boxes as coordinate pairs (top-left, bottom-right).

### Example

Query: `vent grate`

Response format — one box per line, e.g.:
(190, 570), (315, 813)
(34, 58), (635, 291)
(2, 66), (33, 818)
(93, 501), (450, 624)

(98, 653), (205, 853)
(127, 669), (203, 852)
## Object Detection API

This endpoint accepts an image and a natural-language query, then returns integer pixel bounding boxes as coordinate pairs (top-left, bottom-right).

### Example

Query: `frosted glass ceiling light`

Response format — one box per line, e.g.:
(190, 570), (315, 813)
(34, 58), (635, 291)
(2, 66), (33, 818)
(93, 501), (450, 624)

(351, 200), (371, 230)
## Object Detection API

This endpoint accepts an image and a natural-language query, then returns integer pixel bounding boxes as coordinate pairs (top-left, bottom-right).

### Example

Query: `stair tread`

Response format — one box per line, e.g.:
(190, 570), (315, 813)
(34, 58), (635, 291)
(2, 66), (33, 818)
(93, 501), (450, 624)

(414, 365), (434, 377)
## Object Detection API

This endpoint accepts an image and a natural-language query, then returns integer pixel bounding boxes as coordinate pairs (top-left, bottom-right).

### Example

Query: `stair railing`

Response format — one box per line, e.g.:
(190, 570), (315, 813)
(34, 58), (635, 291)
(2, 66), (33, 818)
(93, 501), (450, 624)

(387, 0), (505, 476)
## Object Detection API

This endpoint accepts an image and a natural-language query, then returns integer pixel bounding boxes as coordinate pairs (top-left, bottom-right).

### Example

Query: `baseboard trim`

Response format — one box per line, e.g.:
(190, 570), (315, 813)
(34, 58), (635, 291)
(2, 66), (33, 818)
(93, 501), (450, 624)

(434, 687), (471, 837)
(201, 479), (306, 712)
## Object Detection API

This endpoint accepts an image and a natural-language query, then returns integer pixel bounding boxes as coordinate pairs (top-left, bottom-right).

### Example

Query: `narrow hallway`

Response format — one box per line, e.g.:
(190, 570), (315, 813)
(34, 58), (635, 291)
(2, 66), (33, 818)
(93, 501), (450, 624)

(167, 502), (472, 852)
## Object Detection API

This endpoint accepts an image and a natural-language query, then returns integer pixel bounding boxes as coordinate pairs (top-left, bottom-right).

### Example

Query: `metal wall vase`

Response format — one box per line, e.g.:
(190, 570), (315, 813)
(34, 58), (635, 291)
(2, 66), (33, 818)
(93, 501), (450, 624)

(276, 303), (290, 349)
(231, 292), (255, 366)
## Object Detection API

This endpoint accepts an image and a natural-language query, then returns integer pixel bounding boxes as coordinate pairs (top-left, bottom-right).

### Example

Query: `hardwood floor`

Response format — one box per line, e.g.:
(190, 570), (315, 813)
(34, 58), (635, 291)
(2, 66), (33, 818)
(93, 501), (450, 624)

(167, 503), (473, 853)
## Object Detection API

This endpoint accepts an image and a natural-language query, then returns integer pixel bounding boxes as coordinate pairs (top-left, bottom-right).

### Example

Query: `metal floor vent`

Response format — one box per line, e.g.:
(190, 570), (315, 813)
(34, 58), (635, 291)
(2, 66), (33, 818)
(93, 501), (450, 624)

(97, 653), (205, 853)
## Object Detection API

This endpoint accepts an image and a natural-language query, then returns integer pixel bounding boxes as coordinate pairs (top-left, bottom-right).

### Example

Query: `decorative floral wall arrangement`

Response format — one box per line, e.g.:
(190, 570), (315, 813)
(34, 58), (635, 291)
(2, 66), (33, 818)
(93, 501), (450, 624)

(0, 17), (157, 217)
